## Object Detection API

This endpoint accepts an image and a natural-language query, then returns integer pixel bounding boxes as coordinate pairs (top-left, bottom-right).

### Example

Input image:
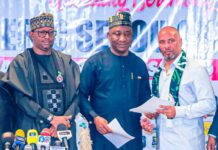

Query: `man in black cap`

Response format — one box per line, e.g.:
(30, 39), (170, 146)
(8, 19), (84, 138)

(80, 11), (151, 150)
(2, 12), (80, 149)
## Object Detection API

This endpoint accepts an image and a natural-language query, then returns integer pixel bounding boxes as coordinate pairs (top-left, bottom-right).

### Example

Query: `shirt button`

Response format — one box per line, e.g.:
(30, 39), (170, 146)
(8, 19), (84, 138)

(40, 120), (44, 124)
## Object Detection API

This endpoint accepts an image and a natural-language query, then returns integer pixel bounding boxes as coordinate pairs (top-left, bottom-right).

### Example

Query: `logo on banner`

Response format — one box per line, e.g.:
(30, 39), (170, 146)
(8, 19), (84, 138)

(211, 59), (218, 81)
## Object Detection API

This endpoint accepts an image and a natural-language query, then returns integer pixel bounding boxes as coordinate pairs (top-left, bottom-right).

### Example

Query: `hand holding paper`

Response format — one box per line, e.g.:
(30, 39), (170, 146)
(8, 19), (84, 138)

(141, 117), (154, 133)
(94, 116), (112, 134)
(129, 96), (174, 113)
(157, 105), (176, 119)
(103, 118), (135, 149)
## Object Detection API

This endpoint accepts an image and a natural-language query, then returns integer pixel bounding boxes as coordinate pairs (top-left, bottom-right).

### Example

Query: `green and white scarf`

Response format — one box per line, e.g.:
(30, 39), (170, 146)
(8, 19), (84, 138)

(152, 50), (187, 106)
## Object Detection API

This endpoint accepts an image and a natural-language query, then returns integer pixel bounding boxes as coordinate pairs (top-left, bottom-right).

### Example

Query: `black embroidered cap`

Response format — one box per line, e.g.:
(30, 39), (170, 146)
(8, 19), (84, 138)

(30, 12), (54, 31)
(109, 11), (132, 29)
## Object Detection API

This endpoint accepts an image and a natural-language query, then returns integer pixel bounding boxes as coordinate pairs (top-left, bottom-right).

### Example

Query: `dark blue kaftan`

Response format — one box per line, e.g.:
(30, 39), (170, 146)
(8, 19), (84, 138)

(80, 48), (151, 150)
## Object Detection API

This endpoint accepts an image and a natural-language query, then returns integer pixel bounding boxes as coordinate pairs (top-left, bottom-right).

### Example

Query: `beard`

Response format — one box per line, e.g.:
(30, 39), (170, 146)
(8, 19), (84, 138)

(162, 51), (179, 62)
(164, 54), (177, 61)
(39, 41), (54, 51)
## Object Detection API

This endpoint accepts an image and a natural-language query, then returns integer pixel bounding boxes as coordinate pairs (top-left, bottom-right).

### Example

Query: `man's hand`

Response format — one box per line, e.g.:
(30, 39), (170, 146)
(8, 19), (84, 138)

(94, 116), (112, 134)
(50, 125), (58, 138)
(157, 105), (176, 119)
(50, 116), (71, 129)
(141, 117), (154, 133)
(207, 136), (216, 150)
(144, 112), (159, 119)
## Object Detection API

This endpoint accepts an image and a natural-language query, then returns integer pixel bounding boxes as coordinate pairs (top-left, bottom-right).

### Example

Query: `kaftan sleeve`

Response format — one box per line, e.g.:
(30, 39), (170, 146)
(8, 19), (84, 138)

(80, 60), (99, 120)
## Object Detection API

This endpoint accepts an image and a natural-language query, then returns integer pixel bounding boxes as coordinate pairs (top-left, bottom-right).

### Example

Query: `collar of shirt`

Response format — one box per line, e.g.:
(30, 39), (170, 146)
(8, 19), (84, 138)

(159, 52), (183, 72)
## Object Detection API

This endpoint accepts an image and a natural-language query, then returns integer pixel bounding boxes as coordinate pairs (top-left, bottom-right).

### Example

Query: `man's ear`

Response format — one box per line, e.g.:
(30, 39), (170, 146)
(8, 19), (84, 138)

(29, 31), (34, 41)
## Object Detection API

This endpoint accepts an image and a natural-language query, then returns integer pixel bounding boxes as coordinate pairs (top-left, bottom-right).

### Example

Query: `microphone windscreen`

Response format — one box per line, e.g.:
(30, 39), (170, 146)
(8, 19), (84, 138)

(57, 124), (72, 141)
(12, 129), (26, 150)
(1, 132), (14, 144)
(55, 140), (62, 146)
(24, 144), (32, 150)
(40, 128), (51, 136)
(27, 129), (38, 145)
(15, 129), (25, 138)
(57, 124), (67, 131)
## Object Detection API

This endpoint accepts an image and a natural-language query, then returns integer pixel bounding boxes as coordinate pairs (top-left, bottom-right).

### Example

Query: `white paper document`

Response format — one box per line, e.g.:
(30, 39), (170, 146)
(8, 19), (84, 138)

(129, 96), (174, 113)
(103, 118), (135, 149)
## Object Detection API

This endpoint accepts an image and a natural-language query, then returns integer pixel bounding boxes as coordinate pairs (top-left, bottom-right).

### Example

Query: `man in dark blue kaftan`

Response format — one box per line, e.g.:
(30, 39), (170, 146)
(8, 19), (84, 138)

(80, 11), (151, 150)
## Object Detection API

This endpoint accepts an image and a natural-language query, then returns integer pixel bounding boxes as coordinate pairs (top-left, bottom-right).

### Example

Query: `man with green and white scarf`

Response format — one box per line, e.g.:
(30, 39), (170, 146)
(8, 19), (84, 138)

(141, 26), (216, 150)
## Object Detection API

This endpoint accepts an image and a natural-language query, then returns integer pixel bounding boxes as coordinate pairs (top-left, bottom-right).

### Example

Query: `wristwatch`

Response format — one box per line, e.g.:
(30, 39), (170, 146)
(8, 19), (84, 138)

(47, 114), (54, 122)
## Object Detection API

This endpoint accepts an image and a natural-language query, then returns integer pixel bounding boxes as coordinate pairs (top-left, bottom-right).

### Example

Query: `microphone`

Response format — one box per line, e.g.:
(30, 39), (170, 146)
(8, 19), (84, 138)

(39, 128), (50, 136)
(37, 128), (51, 150)
(50, 140), (65, 150)
(27, 129), (38, 150)
(12, 129), (25, 150)
(57, 124), (72, 150)
(1, 132), (14, 150)
(24, 144), (32, 150)
(54, 140), (62, 146)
